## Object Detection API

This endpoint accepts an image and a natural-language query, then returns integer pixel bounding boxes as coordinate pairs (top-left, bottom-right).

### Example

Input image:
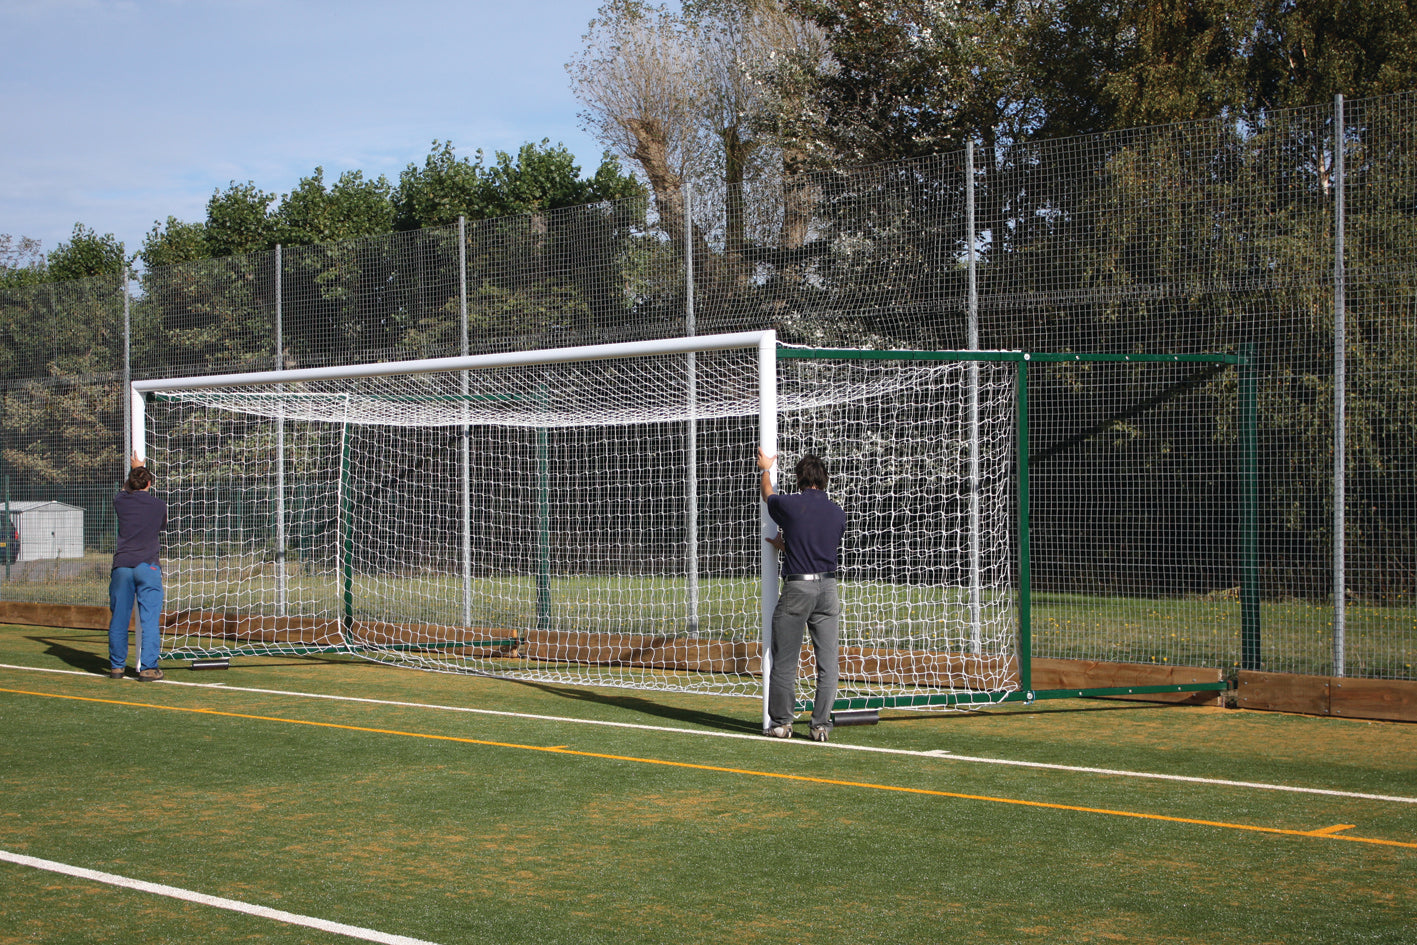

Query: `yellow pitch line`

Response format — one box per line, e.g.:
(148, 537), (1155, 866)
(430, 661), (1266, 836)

(4, 685), (1414, 851)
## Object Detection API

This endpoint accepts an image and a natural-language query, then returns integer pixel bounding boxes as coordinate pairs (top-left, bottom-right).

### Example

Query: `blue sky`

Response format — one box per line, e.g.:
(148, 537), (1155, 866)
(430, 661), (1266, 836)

(0, 0), (616, 261)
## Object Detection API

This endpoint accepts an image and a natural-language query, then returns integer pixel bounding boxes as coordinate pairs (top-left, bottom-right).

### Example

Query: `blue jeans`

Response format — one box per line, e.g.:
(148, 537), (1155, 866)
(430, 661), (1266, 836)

(109, 563), (164, 672)
(767, 578), (841, 732)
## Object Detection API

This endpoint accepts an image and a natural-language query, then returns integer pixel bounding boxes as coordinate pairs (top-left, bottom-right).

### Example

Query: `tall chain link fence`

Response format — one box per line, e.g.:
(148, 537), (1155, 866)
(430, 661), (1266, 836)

(2, 91), (1412, 682)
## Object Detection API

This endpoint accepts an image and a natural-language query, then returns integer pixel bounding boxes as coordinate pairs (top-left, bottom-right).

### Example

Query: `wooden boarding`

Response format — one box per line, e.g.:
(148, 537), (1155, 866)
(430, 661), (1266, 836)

(1239, 670), (1417, 722)
(1032, 659), (1226, 706)
(163, 611), (516, 654)
(522, 630), (757, 674)
(1236, 671), (1329, 715)
(0, 601), (114, 631)
(1330, 676), (1417, 722)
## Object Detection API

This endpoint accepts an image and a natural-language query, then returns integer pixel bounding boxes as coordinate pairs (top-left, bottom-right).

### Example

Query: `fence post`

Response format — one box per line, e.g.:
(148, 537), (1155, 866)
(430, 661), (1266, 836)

(459, 217), (472, 628)
(1240, 342), (1261, 671)
(1332, 93), (1347, 678)
(1016, 354), (1032, 699)
(685, 184), (699, 636)
(967, 142), (984, 654)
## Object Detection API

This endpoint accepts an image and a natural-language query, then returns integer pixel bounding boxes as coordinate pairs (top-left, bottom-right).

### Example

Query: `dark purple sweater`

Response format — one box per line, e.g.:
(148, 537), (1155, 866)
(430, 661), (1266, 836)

(111, 489), (167, 569)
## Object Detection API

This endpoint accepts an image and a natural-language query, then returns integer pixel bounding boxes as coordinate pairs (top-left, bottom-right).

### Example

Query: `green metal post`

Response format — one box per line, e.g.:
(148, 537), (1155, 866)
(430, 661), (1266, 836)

(1017, 356), (1033, 698)
(3, 473), (11, 585)
(1239, 343), (1261, 670)
(341, 427), (355, 634)
(536, 423), (551, 633)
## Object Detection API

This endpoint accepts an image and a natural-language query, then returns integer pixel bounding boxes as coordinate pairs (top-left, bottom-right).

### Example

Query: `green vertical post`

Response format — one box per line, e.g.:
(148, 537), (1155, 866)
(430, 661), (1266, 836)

(1016, 355), (1033, 698)
(341, 427), (355, 635)
(1239, 343), (1261, 670)
(536, 423), (551, 633)
(3, 473), (11, 585)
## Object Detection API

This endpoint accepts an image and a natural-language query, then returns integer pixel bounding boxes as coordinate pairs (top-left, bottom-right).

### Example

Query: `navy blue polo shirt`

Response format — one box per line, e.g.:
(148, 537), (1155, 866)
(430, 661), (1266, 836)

(111, 489), (168, 569)
(766, 488), (845, 576)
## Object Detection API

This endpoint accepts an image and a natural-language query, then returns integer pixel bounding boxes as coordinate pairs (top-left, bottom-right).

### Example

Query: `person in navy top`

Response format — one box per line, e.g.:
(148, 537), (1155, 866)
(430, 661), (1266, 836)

(108, 452), (168, 681)
(757, 448), (846, 741)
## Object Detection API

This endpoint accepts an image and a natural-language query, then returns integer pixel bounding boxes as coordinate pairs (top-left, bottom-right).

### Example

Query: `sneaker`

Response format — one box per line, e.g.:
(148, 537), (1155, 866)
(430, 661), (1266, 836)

(107, 667), (126, 680)
(810, 726), (830, 743)
(137, 668), (165, 682)
(765, 723), (793, 739)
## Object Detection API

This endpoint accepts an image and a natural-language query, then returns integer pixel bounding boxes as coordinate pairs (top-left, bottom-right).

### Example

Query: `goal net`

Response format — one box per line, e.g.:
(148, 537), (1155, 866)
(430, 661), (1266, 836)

(134, 332), (1019, 711)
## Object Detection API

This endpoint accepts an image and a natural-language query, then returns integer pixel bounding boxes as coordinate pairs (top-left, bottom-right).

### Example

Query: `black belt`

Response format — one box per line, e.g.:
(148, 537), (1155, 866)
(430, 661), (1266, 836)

(784, 571), (838, 582)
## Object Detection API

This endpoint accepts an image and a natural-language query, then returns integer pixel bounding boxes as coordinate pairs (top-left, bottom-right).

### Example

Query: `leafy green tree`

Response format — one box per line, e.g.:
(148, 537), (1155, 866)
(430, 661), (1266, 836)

(482, 141), (642, 216)
(204, 182), (278, 257)
(1249, 0), (1417, 112)
(1, 232), (128, 485)
(45, 224), (127, 281)
(393, 140), (639, 230)
(138, 185), (277, 375)
(274, 167), (394, 247)
(392, 141), (488, 231)
(140, 217), (209, 270)
(782, 0), (1030, 162)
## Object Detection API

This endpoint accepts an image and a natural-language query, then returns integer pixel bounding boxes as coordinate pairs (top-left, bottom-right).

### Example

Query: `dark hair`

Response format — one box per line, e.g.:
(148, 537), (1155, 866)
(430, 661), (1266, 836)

(126, 466), (154, 492)
(794, 454), (829, 490)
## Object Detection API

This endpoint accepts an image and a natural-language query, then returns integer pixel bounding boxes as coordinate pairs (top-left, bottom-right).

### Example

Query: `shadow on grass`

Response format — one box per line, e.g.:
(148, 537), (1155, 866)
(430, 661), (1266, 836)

(27, 632), (109, 675)
(876, 699), (1181, 724)
(24, 632), (364, 677)
(508, 678), (764, 735)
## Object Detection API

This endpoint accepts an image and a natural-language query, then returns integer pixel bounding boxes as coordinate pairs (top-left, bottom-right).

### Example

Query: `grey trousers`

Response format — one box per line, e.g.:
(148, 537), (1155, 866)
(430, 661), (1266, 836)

(767, 578), (841, 731)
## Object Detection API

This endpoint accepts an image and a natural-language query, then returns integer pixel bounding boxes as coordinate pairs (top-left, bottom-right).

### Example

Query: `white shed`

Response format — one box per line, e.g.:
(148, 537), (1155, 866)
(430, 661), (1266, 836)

(5, 501), (85, 561)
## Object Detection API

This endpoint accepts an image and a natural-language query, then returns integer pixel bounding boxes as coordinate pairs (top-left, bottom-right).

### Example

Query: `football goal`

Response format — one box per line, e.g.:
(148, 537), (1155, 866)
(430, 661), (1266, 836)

(132, 331), (1025, 717)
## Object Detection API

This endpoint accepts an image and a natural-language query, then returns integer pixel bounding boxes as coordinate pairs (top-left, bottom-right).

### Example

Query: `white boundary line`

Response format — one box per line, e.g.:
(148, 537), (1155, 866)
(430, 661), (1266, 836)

(3, 661), (1415, 805)
(0, 849), (443, 945)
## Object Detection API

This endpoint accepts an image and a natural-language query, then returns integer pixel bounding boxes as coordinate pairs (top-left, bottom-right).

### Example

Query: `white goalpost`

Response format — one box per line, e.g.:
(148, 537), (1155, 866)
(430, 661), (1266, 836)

(132, 331), (1020, 715)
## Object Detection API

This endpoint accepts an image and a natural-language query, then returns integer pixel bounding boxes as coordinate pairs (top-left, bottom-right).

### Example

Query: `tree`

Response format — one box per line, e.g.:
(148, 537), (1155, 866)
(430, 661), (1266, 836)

(570, 0), (703, 241)
(45, 225), (127, 281)
(1249, 0), (1417, 113)
(140, 217), (209, 270)
(274, 167), (395, 247)
(779, 0), (1035, 163)
(393, 140), (638, 230)
(480, 141), (642, 216)
(203, 182), (278, 257)
(0, 234), (46, 288)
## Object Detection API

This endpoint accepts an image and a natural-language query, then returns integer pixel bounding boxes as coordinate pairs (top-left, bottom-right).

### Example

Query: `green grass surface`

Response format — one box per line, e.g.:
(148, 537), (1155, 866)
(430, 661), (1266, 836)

(1, 623), (1414, 944)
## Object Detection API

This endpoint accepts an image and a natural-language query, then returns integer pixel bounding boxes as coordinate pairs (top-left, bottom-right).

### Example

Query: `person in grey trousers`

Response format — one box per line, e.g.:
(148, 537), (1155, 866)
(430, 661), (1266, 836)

(757, 448), (846, 742)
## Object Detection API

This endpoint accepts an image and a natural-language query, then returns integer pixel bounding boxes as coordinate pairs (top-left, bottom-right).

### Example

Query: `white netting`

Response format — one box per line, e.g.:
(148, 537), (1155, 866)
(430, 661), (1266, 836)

(146, 343), (1018, 709)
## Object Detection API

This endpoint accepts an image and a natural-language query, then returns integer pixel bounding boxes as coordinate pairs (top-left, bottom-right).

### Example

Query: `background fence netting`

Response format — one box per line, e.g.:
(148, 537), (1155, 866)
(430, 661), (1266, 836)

(2, 91), (1413, 683)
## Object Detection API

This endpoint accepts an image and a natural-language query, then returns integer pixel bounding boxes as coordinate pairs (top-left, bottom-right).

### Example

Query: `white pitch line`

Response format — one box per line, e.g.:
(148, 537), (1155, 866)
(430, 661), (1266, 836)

(0, 849), (443, 945)
(3, 661), (1414, 805)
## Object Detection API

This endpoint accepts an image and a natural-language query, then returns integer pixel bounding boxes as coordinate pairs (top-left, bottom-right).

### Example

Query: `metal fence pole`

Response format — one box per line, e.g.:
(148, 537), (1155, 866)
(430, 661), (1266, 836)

(1240, 343), (1261, 671)
(1333, 94), (1347, 677)
(685, 184), (699, 636)
(966, 141), (983, 654)
(459, 217), (472, 628)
